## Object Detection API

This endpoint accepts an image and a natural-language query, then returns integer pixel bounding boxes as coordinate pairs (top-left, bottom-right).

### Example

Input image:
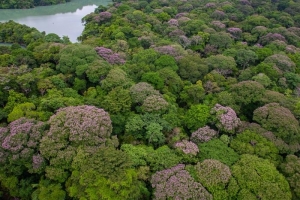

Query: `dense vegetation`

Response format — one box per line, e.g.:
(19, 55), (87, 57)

(1, 0), (300, 199)
(0, 0), (71, 9)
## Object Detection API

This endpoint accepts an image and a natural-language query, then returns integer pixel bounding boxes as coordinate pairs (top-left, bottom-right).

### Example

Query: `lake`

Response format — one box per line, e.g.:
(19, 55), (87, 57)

(0, 0), (111, 42)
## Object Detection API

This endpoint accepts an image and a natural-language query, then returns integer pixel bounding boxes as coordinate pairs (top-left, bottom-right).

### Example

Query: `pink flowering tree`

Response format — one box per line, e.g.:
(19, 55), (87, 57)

(130, 82), (160, 105)
(40, 105), (114, 182)
(95, 46), (125, 65)
(151, 164), (212, 200)
(191, 126), (218, 144)
(174, 140), (199, 163)
(210, 104), (241, 134)
(0, 118), (47, 173)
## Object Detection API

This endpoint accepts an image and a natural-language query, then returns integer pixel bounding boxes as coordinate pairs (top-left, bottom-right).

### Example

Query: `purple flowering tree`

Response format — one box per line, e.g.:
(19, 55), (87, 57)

(191, 126), (218, 144)
(0, 118), (47, 199)
(95, 46), (125, 65)
(39, 105), (114, 182)
(174, 140), (199, 156)
(0, 118), (47, 173)
(151, 164), (212, 200)
(210, 104), (241, 134)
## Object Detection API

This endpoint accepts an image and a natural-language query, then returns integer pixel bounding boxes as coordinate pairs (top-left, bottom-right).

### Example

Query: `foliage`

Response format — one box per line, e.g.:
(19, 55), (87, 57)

(230, 154), (292, 200)
(185, 104), (210, 132)
(198, 139), (240, 166)
(230, 130), (282, 165)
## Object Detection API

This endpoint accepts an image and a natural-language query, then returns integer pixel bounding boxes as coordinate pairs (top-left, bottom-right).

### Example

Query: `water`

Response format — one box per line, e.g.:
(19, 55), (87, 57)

(0, 0), (111, 42)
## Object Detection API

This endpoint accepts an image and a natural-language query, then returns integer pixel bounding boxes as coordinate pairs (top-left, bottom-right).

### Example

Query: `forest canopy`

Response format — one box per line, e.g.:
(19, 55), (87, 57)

(1, 0), (300, 199)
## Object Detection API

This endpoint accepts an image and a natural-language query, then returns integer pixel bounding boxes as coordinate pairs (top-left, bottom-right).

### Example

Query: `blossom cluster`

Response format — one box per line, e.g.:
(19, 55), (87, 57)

(95, 46), (125, 65)
(211, 104), (241, 134)
(191, 126), (218, 143)
(174, 140), (199, 155)
(151, 164), (212, 200)
(93, 11), (112, 23)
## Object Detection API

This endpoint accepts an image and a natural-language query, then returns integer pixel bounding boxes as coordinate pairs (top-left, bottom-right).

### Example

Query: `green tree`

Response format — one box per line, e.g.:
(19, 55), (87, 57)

(230, 154), (292, 200)
(185, 104), (210, 132)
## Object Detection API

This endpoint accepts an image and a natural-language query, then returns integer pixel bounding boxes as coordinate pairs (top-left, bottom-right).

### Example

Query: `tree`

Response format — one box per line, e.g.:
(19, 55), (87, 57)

(190, 126), (218, 144)
(206, 55), (237, 76)
(280, 155), (300, 199)
(178, 55), (208, 83)
(230, 130), (282, 166)
(192, 159), (232, 200)
(101, 67), (133, 91)
(179, 81), (205, 106)
(253, 103), (300, 149)
(66, 147), (148, 200)
(230, 154), (292, 200)
(0, 118), (47, 199)
(151, 164), (212, 200)
(235, 49), (258, 69)
(40, 105), (114, 182)
(56, 44), (98, 74)
(230, 81), (265, 105)
(210, 104), (241, 134)
(198, 139), (240, 166)
(185, 104), (210, 132)
(130, 82), (160, 105)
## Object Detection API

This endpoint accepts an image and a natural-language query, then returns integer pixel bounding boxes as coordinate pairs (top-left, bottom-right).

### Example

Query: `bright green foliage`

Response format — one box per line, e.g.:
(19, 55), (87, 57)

(154, 55), (178, 71)
(32, 179), (66, 200)
(141, 72), (164, 90)
(120, 144), (152, 167)
(101, 67), (133, 91)
(146, 145), (182, 172)
(199, 139), (240, 166)
(230, 130), (282, 165)
(230, 154), (292, 200)
(101, 87), (132, 114)
(66, 147), (148, 200)
(185, 104), (210, 132)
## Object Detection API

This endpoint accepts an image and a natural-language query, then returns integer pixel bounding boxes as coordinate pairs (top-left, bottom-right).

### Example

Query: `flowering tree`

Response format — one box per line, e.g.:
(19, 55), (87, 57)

(151, 164), (212, 200)
(40, 105), (114, 182)
(191, 126), (218, 144)
(0, 118), (47, 198)
(210, 104), (241, 134)
(264, 54), (296, 73)
(95, 46), (125, 65)
(174, 140), (199, 156)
